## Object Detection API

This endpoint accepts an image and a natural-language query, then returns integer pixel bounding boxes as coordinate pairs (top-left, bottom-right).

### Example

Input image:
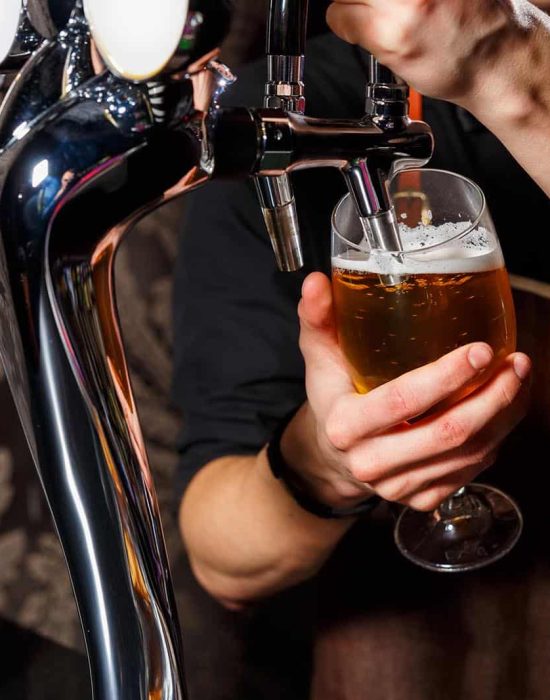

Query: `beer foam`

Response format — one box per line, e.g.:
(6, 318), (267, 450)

(333, 222), (504, 276)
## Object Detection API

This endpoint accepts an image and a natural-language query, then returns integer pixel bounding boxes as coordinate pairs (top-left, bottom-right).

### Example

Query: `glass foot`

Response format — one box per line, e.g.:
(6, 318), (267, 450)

(394, 483), (523, 572)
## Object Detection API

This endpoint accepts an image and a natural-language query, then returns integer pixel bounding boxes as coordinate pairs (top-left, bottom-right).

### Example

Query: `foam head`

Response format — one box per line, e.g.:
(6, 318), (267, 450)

(332, 221), (505, 276)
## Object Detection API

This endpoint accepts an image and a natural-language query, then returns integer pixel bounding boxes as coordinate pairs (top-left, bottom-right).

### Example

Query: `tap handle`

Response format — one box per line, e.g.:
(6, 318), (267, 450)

(345, 57), (414, 252)
(267, 0), (308, 56)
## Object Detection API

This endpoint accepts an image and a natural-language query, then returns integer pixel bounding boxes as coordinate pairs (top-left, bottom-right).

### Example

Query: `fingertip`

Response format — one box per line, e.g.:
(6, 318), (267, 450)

(301, 272), (330, 301)
(512, 353), (531, 381)
(299, 273), (334, 331)
(467, 342), (494, 371)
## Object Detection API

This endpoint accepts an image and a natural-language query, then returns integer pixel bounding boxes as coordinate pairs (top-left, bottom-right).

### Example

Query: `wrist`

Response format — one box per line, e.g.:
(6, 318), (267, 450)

(279, 403), (376, 512)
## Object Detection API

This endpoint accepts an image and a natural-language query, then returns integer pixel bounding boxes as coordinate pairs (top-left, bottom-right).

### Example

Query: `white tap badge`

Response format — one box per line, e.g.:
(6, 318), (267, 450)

(1, 0), (23, 65)
(83, 0), (189, 81)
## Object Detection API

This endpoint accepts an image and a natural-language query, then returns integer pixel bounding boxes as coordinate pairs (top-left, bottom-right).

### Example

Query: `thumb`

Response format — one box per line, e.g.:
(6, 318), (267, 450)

(298, 273), (354, 402)
(326, 3), (372, 47)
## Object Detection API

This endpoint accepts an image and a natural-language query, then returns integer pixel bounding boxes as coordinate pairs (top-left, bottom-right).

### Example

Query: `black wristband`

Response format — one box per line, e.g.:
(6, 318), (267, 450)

(267, 408), (381, 520)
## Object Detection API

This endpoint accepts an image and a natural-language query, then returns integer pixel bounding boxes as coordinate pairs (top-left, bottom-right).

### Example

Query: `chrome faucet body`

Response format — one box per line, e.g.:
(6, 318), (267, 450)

(0, 2), (433, 699)
(0, 4), (224, 698)
(254, 0), (308, 272)
(256, 0), (434, 262)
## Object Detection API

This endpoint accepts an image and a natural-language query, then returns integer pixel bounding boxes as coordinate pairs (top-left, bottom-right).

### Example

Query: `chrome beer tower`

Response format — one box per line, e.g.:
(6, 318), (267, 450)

(0, 1), (433, 698)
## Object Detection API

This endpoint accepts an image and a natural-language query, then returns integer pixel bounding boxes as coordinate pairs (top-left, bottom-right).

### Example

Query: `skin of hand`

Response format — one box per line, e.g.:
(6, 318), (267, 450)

(326, 0), (550, 107)
(179, 273), (530, 607)
(281, 272), (531, 512)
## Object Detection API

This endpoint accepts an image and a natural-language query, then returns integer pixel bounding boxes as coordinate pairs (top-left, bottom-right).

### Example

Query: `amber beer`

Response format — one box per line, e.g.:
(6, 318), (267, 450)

(332, 245), (516, 396)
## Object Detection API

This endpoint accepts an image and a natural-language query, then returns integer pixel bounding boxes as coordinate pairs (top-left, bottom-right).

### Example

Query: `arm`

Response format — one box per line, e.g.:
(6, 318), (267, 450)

(180, 450), (352, 609)
(327, 0), (550, 197)
(180, 273), (531, 608)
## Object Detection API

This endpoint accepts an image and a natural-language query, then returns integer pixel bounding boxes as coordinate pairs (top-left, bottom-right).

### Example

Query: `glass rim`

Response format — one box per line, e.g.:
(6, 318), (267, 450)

(332, 168), (488, 257)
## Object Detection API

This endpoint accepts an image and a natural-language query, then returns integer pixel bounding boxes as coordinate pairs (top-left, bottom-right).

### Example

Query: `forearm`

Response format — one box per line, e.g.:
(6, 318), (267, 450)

(179, 446), (353, 608)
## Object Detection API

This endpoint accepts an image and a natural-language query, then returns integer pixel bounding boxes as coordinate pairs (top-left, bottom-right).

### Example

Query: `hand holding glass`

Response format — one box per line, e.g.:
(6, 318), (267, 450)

(331, 169), (522, 572)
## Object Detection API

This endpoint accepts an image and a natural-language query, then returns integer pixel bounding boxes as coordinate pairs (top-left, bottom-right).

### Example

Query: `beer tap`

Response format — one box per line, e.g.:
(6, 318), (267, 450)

(0, 1), (433, 698)
(213, 84), (434, 244)
(343, 56), (420, 253)
(244, 0), (433, 266)
(254, 0), (308, 272)
(0, 2), (202, 697)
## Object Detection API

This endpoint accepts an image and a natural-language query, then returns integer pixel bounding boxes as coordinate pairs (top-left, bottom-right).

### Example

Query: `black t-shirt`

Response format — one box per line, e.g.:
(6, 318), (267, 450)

(173, 33), (550, 494)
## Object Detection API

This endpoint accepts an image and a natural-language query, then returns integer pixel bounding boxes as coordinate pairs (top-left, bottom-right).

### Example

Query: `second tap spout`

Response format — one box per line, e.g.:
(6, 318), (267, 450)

(254, 0), (310, 272)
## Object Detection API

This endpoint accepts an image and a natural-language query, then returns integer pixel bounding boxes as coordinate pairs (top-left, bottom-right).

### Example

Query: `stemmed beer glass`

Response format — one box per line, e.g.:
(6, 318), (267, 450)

(331, 169), (523, 572)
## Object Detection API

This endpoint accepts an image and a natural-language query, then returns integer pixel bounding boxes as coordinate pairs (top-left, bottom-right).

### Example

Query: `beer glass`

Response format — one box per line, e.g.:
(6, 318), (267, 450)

(331, 169), (522, 572)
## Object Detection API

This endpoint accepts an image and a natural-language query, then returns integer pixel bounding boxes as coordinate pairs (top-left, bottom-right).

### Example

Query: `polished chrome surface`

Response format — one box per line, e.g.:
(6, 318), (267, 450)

(265, 55), (305, 111)
(0, 11), (233, 695)
(0, 4), (42, 71)
(255, 177), (302, 271)
(365, 54), (410, 126)
(255, 0), (309, 272)
(354, 54), (422, 252)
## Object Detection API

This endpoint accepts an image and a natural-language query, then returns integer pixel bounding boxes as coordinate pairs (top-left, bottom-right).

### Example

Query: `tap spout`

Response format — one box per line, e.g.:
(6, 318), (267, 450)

(255, 0), (309, 272)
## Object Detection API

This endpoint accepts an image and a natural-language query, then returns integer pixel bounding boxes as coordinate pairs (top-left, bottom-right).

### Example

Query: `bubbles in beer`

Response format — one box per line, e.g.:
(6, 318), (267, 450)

(331, 221), (515, 395)
(332, 221), (505, 277)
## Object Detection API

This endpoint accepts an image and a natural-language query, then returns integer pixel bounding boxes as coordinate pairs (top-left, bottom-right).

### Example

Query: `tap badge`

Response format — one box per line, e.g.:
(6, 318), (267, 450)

(83, 0), (190, 81)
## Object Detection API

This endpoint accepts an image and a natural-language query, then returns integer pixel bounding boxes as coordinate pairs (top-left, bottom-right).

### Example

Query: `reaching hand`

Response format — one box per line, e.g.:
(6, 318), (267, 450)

(326, 0), (549, 110)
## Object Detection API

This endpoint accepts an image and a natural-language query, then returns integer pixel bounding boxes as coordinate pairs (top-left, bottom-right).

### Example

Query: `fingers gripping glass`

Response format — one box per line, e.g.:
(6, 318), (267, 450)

(331, 169), (522, 572)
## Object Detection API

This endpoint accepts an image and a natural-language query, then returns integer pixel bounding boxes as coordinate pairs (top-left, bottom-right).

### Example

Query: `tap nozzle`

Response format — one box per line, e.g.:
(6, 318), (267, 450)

(256, 0), (308, 272)
(342, 56), (432, 256)
(255, 174), (303, 271)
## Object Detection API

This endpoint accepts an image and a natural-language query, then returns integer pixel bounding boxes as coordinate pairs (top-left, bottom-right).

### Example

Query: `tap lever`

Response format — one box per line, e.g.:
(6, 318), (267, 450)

(344, 54), (431, 254)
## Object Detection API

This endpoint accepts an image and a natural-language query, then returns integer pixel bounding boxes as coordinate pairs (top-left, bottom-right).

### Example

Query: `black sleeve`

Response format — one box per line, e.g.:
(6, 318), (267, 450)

(172, 178), (310, 494)
(171, 34), (365, 495)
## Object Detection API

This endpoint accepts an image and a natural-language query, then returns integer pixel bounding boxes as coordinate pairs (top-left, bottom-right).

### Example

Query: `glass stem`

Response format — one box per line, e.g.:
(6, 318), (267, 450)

(437, 486), (490, 527)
